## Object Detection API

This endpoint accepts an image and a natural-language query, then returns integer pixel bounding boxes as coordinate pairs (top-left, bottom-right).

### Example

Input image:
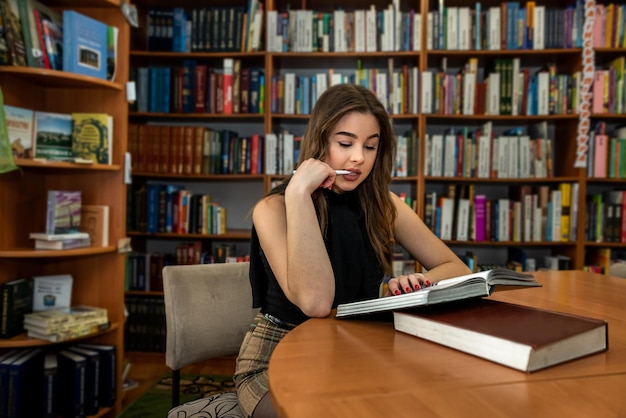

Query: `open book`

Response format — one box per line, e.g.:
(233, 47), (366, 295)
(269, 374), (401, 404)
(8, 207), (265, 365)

(335, 268), (539, 319)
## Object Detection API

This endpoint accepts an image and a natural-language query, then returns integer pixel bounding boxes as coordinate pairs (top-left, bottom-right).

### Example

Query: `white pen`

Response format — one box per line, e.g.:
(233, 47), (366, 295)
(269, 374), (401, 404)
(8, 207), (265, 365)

(292, 169), (352, 175)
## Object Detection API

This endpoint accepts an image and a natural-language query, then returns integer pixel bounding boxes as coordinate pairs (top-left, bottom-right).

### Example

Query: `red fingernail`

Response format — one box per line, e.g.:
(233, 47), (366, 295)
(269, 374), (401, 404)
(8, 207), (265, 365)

(425, 280), (431, 286)
(394, 289), (401, 295)
(405, 287), (411, 292)
(414, 284), (420, 290)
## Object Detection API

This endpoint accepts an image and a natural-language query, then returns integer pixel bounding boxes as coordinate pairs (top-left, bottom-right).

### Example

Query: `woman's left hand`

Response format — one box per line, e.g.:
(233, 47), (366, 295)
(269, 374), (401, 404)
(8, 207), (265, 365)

(385, 273), (431, 296)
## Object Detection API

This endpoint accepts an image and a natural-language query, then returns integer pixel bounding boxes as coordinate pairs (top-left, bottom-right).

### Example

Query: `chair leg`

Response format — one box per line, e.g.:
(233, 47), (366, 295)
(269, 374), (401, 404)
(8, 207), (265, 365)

(172, 369), (180, 407)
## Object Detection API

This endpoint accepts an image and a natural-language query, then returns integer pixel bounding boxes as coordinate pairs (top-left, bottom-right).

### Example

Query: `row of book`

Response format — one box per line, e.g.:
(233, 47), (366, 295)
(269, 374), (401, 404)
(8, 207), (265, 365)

(423, 59), (578, 116)
(131, 58), (264, 115)
(0, 343), (117, 417)
(146, 1), (263, 53)
(4, 105), (113, 164)
(592, 57), (626, 115)
(430, 2), (584, 51)
(124, 296), (166, 353)
(266, 4), (420, 53)
(423, 123), (553, 179)
(586, 191), (626, 244)
(127, 183), (228, 235)
(126, 250), (249, 292)
(128, 124), (263, 176)
(425, 183), (579, 243)
(0, 3), (117, 80)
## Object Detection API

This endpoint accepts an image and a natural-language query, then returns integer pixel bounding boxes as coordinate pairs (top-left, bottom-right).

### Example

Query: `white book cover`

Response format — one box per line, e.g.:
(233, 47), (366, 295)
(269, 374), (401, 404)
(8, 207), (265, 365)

(423, 133), (431, 175)
(498, 198), (510, 241)
(376, 72), (388, 111)
(421, 71), (433, 113)
(497, 136), (509, 178)
(265, 10), (280, 52)
(316, 72), (328, 99)
(519, 135), (531, 178)
(393, 0), (401, 51)
(458, 7), (471, 50)
(440, 197), (455, 240)
(333, 10), (346, 52)
(33, 274), (73, 311)
(488, 7), (501, 50)
(366, 6), (377, 52)
(508, 135), (519, 178)
(382, 7), (393, 51)
(413, 13), (421, 51)
(430, 134), (443, 176)
(443, 133), (457, 177)
(455, 198), (470, 241)
(537, 71), (550, 115)
(511, 58), (520, 115)
(533, 6), (545, 50)
(446, 7), (458, 50)
(462, 72), (476, 115)
(354, 10), (365, 52)
(523, 193), (533, 242)
(477, 135), (491, 178)
(282, 132), (294, 175)
(283, 73), (296, 114)
(264, 133), (277, 174)
(487, 73), (500, 115)
(426, 12), (434, 50)
(303, 10), (313, 52)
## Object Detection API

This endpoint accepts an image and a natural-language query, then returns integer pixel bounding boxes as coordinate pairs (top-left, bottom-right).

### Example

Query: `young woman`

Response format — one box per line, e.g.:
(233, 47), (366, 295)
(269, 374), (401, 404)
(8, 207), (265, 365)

(234, 84), (471, 417)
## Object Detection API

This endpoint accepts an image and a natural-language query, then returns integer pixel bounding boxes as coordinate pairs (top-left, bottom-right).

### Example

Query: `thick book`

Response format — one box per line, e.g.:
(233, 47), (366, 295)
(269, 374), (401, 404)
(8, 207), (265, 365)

(77, 343), (116, 407)
(0, 278), (33, 338)
(62, 10), (108, 79)
(68, 346), (100, 415)
(26, 321), (110, 342)
(57, 350), (87, 418)
(80, 204), (110, 247)
(41, 353), (58, 418)
(29, 231), (89, 241)
(393, 298), (608, 372)
(24, 305), (107, 327)
(35, 237), (91, 250)
(32, 274), (73, 311)
(335, 268), (539, 318)
(6, 347), (45, 417)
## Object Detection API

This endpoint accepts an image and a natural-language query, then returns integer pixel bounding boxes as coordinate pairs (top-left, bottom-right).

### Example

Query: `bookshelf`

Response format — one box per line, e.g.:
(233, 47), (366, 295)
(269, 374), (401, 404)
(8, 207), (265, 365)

(124, 0), (626, 309)
(0, 0), (129, 416)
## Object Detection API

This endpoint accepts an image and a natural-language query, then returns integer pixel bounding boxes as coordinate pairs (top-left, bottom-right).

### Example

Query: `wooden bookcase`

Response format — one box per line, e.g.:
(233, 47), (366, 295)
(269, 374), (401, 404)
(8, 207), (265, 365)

(125, 0), (626, 309)
(0, 1), (129, 416)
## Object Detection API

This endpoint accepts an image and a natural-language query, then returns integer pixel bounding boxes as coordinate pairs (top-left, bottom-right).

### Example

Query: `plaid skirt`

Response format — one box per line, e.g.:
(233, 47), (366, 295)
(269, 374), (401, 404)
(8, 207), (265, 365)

(234, 312), (294, 417)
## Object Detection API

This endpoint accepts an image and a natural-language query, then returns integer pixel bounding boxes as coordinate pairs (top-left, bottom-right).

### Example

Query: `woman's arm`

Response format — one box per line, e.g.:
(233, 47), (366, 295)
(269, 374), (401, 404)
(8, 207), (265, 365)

(253, 160), (338, 317)
(387, 192), (471, 295)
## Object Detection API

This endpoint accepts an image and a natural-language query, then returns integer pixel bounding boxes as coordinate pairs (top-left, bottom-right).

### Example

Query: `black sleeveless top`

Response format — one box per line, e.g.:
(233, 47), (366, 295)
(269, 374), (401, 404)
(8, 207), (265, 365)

(249, 189), (385, 325)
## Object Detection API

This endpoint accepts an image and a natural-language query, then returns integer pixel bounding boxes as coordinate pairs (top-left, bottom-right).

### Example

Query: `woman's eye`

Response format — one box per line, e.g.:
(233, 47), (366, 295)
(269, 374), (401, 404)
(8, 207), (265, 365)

(365, 145), (378, 151)
(338, 142), (351, 147)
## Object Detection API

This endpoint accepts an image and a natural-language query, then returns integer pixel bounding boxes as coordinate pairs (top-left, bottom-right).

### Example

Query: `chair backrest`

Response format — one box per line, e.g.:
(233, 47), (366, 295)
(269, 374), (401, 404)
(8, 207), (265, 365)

(608, 263), (626, 279)
(162, 262), (259, 371)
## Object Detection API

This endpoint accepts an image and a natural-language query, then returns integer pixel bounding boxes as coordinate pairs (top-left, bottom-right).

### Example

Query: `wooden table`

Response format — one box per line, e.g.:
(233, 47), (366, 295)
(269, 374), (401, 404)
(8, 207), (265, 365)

(268, 270), (626, 417)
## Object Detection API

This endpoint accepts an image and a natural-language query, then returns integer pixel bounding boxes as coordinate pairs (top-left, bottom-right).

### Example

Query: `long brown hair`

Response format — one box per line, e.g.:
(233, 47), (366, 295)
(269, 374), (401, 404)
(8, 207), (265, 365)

(271, 84), (397, 275)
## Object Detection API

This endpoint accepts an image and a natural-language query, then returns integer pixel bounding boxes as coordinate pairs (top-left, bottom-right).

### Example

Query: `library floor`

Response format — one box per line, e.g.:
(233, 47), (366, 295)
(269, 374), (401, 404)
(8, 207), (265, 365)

(122, 351), (238, 412)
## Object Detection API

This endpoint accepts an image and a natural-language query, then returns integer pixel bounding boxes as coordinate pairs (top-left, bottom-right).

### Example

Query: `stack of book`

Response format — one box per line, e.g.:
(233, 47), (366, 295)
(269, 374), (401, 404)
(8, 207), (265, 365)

(22, 306), (109, 342)
(29, 232), (91, 250)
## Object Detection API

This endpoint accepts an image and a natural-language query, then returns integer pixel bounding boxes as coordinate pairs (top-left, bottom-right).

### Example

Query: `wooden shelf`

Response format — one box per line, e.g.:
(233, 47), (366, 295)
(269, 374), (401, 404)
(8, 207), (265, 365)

(0, 66), (123, 89)
(0, 246), (116, 258)
(0, 322), (119, 348)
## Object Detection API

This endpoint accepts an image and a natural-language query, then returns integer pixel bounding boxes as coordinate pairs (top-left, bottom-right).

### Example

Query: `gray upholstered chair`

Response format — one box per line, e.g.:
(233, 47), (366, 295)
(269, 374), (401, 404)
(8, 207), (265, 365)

(608, 262), (626, 278)
(163, 262), (259, 418)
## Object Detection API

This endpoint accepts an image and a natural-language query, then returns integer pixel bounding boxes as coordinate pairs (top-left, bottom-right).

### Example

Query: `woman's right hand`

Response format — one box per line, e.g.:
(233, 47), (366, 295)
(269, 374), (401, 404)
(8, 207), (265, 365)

(290, 158), (338, 193)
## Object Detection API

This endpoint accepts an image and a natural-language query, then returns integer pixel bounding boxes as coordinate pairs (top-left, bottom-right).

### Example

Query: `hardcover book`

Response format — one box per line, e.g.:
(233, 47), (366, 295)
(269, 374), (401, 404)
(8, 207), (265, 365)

(0, 0), (28, 66)
(71, 113), (111, 164)
(80, 204), (110, 246)
(27, 321), (110, 342)
(57, 350), (87, 418)
(0, 278), (33, 338)
(62, 10), (108, 79)
(18, 0), (60, 68)
(393, 298), (608, 372)
(32, 111), (73, 161)
(5, 348), (45, 417)
(34, 237), (91, 250)
(68, 346), (100, 415)
(24, 305), (107, 327)
(46, 190), (82, 235)
(32, 274), (73, 312)
(3, 105), (34, 159)
(42, 353), (58, 418)
(77, 343), (117, 407)
(335, 269), (539, 318)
